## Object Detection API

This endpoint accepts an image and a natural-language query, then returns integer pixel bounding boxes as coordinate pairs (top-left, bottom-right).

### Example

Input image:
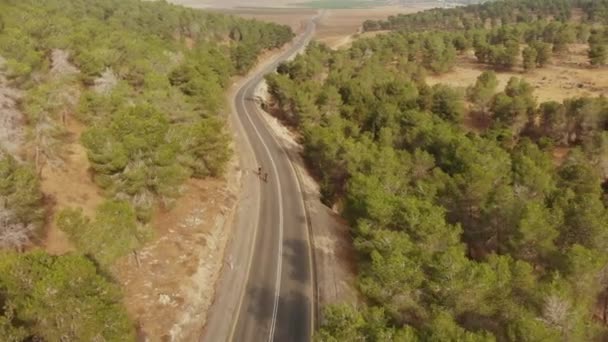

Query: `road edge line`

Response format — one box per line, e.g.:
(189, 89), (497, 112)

(227, 85), (263, 342)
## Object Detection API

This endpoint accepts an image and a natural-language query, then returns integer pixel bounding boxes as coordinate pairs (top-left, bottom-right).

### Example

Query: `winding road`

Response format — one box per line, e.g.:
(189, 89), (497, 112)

(201, 14), (319, 342)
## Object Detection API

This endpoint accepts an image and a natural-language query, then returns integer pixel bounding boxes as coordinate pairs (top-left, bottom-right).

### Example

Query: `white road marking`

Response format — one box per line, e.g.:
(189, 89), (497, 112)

(255, 94), (317, 335)
(239, 87), (284, 342)
(228, 17), (318, 342)
(227, 84), (263, 342)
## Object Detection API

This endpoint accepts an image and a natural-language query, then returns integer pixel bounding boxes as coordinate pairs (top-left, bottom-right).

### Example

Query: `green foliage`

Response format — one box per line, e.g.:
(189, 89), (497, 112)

(315, 304), (417, 341)
(0, 0), (295, 340)
(182, 118), (232, 178)
(272, 1), (608, 339)
(491, 77), (536, 129)
(82, 105), (189, 200)
(589, 42), (608, 66)
(468, 71), (499, 113)
(364, 1), (608, 71)
(422, 35), (456, 74)
(0, 0), (292, 219)
(423, 311), (496, 342)
(0, 251), (134, 340)
(57, 200), (144, 266)
(0, 155), (44, 251)
(522, 46), (538, 71)
(532, 41), (552, 67)
(431, 84), (465, 123)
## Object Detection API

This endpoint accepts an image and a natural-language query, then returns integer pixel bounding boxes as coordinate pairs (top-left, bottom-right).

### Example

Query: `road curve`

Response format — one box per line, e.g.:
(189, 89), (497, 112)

(201, 16), (318, 342)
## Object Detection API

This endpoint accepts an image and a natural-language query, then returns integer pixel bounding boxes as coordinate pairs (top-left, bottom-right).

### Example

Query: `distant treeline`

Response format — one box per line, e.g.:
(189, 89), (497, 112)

(364, 0), (608, 32)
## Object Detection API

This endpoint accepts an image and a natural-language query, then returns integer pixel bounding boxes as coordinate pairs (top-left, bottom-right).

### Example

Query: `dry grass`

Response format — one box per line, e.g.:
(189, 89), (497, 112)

(428, 44), (608, 103)
(217, 7), (318, 32)
(113, 174), (239, 341)
(314, 5), (432, 48)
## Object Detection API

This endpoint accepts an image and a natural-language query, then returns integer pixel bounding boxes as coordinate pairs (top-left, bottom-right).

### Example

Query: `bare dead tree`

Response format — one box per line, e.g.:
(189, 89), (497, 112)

(0, 201), (34, 251)
(542, 295), (570, 333)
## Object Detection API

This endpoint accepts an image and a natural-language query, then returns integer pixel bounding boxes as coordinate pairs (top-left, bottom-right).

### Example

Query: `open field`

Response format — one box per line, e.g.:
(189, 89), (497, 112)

(170, 0), (385, 8)
(428, 44), (608, 103)
(170, 0), (435, 47)
(313, 5), (432, 48)
(296, 0), (386, 8)
(217, 7), (318, 33)
(218, 6), (430, 43)
(219, 5), (433, 47)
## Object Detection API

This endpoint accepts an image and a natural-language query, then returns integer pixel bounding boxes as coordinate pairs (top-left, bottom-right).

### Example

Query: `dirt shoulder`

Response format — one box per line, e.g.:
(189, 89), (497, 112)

(113, 167), (241, 341)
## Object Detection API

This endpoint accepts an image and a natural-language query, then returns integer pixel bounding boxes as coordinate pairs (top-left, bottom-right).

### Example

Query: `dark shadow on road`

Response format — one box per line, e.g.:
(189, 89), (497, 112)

(283, 238), (310, 283)
(245, 285), (274, 326)
(243, 286), (310, 342)
(274, 290), (311, 342)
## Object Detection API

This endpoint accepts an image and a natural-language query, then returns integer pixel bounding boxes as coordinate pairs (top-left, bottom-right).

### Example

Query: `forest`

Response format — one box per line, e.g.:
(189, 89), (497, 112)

(362, 0), (608, 70)
(265, 0), (608, 340)
(0, 0), (292, 339)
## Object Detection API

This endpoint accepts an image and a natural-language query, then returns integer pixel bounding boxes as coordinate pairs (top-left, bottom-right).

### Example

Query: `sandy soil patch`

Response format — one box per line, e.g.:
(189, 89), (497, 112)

(113, 160), (240, 341)
(39, 117), (102, 254)
(314, 5), (432, 48)
(427, 45), (608, 103)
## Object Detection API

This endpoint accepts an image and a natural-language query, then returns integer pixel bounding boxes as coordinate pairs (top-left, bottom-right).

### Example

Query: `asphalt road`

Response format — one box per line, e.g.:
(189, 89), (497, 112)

(202, 16), (318, 342)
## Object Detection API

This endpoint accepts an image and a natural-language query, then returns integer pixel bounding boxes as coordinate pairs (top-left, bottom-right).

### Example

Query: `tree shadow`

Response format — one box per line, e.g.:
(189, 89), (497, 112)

(274, 290), (311, 342)
(245, 285), (275, 325)
(283, 238), (311, 283)
(244, 285), (311, 341)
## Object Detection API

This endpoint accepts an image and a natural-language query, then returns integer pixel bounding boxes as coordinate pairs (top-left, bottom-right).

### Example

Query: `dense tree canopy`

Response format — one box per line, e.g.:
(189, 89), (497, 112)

(359, 0), (608, 72)
(0, 0), (293, 220)
(267, 2), (608, 339)
(0, 0), (294, 340)
(0, 155), (43, 251)
(0, 251), (134, 341)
